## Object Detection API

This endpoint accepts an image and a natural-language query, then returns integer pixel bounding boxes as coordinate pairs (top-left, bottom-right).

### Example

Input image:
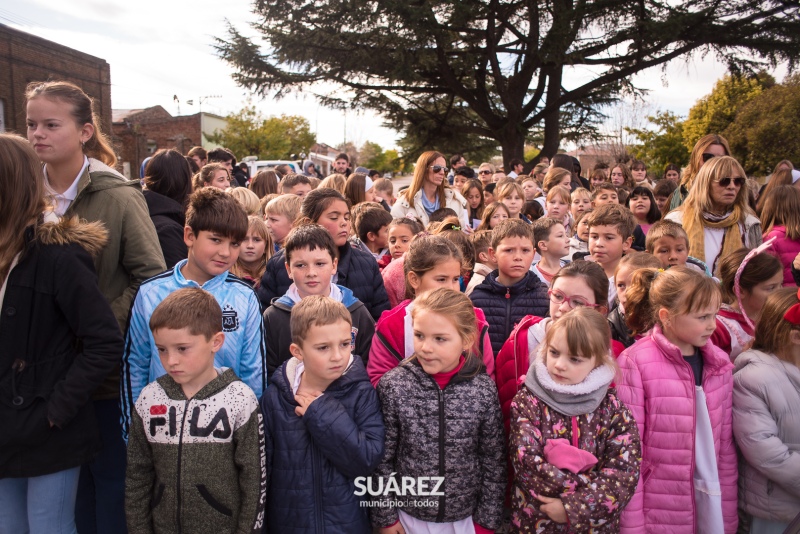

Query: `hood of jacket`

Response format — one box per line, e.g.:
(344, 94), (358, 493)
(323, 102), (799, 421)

(76, 158), (140, 195)
(34, 216), (108, 258)
(143, 190), (185, 222)
(271, 354), (368, 403)
(474, 269), (544, 296)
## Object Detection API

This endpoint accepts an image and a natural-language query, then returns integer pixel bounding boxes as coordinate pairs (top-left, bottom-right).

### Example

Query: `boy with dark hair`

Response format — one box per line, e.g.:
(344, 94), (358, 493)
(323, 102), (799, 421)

(469, 219), (549, 353)
(591, 183), (620, 207)
(507, 158), (524, 179)
(586, 203), (635, 307)
(530, 217), (571, 285)
(261, 295), (384, 533)
(121, 188), (266, 440)
(354, 206), (392, 261)
(125, 288), (266, 534)
(207, 148), (235, 171)
(187, 146), (207, 169)
(280, 174), (313, 197)
(465, 230), (497, 296)
(263, 224), (375, 374)
(428, 207), (459, 224)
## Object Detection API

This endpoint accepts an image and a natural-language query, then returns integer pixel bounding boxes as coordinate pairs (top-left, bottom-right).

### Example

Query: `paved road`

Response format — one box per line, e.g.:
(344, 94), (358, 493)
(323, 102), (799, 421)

(391, 174), (412, 195)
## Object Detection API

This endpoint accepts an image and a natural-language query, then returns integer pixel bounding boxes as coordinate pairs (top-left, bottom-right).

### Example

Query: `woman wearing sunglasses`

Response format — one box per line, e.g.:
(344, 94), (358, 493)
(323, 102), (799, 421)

(667, 133), (731, 212)
(391, 150), (471, 231)
(665, 155), (762, 275)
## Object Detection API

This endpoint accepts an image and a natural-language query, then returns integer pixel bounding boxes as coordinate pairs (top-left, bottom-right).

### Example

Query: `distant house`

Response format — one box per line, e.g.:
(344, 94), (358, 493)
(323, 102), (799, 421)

(112, 106), (227, 179)
(566, 143), (621, 176)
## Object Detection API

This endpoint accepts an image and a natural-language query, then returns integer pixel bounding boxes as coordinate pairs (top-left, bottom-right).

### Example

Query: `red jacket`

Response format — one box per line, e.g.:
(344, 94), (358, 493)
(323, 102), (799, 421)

(366, 299), (494, 388)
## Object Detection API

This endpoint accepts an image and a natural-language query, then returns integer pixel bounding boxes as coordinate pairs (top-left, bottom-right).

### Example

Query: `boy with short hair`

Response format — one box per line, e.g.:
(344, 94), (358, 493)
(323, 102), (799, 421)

(465, 230), (497, 296)
(125, 288), (266, 534)
(591, 183), (620, 207)
(280, 174), (313, 197)
(469, 219), (549, 354)
(265, 194), (302, 251)
(586, 203), (635, 307)
(353, 206), (392, 262)
(121, 188), (266, 439)
(645, 219), (710, 274)
(530, 217), (571, 285)
(263, 224), (375, 375)
(261, 296), (384, 533)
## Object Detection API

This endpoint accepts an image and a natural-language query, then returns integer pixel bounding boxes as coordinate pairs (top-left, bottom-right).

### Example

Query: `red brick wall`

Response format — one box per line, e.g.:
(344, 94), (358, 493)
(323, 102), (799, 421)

(0, 23), (111, 135)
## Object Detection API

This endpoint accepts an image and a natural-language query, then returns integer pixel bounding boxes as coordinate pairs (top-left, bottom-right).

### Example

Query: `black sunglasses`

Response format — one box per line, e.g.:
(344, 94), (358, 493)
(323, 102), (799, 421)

(479, 170), (492, 175)
(714, 177), (746, 187)
(701, 153), (718, 162)
(429, 165), (448, 173)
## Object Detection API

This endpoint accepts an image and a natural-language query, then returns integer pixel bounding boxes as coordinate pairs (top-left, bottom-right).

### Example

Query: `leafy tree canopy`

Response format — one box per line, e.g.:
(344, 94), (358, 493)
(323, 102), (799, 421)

(207, 105), (315, 160)
(216, 0), (800, 167)
(682, 71), (775, 151)
(724, 73), (800, 175)
(626, 111), (689, 172)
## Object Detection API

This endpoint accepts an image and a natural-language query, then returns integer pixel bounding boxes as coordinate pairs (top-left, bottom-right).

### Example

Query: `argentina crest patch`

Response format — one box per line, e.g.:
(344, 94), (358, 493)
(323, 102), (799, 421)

(222, 304), (239, 332)
(350, 326), (358, 349)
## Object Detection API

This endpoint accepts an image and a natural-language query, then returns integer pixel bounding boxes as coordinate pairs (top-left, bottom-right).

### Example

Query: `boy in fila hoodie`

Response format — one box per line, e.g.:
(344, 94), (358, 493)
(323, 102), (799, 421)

(263, 224), (375, 375)
(125, 289), (266, 534)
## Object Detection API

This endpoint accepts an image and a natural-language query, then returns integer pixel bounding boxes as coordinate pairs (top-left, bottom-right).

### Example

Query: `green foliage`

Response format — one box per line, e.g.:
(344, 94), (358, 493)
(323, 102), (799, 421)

(626, 111), (689, 171)
(217, 0), (800, 164)
(682, 72), (775, 151)
(724, 74), (800, 175)
(524, 146), (541, 162)
(206, 105), (315, 160)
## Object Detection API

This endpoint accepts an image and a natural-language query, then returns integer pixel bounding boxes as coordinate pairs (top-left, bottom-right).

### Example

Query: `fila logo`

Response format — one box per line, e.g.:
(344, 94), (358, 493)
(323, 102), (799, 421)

(149, 404), (232, 439)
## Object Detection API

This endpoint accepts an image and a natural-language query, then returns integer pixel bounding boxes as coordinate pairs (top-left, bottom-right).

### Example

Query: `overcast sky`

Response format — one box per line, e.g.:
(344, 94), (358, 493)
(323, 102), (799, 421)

(2, 2), (788, 152)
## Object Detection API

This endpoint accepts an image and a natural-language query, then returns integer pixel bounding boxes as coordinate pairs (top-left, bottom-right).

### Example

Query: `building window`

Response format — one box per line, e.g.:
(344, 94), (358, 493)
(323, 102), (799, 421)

(147, 139), (157, 154)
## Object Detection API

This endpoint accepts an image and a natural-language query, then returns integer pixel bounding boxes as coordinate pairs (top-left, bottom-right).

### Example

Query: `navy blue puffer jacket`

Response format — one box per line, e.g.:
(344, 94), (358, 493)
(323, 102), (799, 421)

(261, 356), (385, 534)
(257, 244), (390, 322)
(468, 270), (549, 355)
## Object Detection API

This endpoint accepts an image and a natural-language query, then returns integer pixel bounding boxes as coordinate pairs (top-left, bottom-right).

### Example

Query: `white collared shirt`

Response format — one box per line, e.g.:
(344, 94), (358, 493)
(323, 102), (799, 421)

(44, 156), (89, 216)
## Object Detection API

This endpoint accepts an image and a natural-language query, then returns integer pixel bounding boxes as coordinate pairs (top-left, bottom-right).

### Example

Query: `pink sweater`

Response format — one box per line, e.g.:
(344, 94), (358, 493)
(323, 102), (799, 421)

(764, 225), (800, 286)
(616, 326), (738, 533)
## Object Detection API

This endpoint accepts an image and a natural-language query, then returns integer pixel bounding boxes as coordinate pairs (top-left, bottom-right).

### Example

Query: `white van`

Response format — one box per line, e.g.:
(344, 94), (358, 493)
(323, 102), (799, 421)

(241, 157), (301, 178)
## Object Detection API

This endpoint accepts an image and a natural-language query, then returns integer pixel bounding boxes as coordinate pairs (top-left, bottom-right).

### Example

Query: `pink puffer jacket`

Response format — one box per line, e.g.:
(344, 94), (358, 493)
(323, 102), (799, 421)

(616, 326), (738, 533)
(763, 225), (800, 286)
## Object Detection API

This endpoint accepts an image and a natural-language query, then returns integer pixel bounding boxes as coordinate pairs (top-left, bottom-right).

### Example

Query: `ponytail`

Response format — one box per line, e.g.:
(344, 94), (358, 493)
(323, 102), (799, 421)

(624, 268), (659, 336)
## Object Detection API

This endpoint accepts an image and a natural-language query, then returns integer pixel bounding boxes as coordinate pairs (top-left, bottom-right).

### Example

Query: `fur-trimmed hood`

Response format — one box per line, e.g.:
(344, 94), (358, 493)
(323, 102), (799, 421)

(35, 216), (108, 258)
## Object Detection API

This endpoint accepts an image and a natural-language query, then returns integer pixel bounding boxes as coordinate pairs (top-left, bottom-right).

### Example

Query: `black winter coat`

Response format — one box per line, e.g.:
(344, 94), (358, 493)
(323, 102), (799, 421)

(468, 270), (549, 355)
(257, 244), (391, 322)
(261, 356), (385, 534)
(372, 358), (506, 529)
(608, 306), (635, 348)
(0, 218), (124, 478)
(143, 190), (187, 269)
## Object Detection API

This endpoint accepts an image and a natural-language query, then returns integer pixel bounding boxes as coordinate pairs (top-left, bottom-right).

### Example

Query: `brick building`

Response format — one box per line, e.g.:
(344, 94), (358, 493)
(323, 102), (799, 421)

(112, 106), (227, 179)
(0, 23), (111, 135)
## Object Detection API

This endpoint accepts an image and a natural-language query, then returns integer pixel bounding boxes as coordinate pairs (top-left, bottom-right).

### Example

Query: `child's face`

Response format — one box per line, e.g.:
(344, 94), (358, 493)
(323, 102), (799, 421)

(650, 236), (688, 268)
(288, 183), (313, 198)
(661, 304), (719, 355)
(546, 198), (568, 219)
(388, 224), (415, 259)
(466, 187), (482, 209)
(290, 319), (352, 389)
(588, 224), (631, 268)
(412, 309), (469, 375)
(654, 195), (668, 212)
(614, 265), (635, 311)
(483, 190), (495, 205)
(240, 231), (267, 266)
(488, 208), (509, 228)
(286, 246), (338, 298)
(208, 170), (231, 191)
(549, 276), (599, 321)
(590, 175), (607, 189)
(154, 327), (223, 396)
(184, 229), (241, 283)
(501, 191), (523, 217)
(453, 174), (468, 190)
(592, 190), (619, 207)
(365, 188), (376, 203)
(266, 212), (292, 244)
(665, 169), (680, 182)
(631, 167), (647, 183)
(740, 270), (783, 322)
(628, 193), (652, 221)
(316, 200), (351, 247)
(545, 328), (597, 385)
(490, 236), (536, 285)
(369, 225), (389, 249)
(26, 96), (92, 166)
(610, 167), (625, 187)
(571, 195), (591, 219)
(522, 181), (540, 200)
(541, 223), (570, 258)
(577, 217), (590, 241)
(409, 258), (461, 294)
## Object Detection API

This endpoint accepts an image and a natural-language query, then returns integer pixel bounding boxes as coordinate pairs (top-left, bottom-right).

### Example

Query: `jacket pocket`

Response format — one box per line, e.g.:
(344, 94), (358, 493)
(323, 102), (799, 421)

(151, 483), (165, 509)
(196, 484), (232, 517)
(0, 398), (51, 446)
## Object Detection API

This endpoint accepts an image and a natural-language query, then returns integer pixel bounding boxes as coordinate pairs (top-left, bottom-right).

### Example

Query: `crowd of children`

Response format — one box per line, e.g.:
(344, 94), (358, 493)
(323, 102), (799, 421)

(1, 79), (799, 534)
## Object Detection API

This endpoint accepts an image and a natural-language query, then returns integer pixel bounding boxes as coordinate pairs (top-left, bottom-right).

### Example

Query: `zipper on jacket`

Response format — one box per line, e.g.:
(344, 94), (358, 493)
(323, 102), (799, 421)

(436, 388), (446, 523)
(175, 399), (190, 534)
(312, 440), (324, 533)
(504, 289), (512, 341)
(686, 358), (698, 533)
